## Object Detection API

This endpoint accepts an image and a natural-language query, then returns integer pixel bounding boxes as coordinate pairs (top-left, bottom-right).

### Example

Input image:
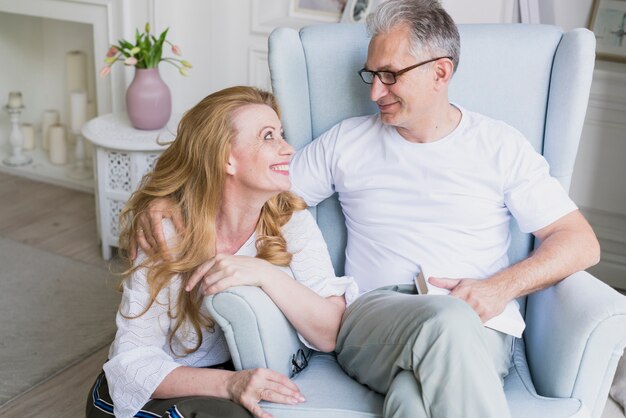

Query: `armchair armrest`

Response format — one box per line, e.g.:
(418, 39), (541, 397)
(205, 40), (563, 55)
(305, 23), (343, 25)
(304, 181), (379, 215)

(525, 271), (626, 418)
(205, 286), (306, 377)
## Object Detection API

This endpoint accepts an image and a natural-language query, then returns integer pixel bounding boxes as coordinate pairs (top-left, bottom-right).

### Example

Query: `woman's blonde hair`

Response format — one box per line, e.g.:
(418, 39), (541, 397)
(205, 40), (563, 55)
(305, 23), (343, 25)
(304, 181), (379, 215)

(118, 86), (306, 355)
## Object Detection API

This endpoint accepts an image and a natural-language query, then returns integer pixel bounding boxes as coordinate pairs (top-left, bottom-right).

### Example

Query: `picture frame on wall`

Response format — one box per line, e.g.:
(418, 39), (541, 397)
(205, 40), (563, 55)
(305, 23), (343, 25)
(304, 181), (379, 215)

(340, 0), (389, 23)
(341, 0), (376, 23)
(589, 0), (626, 63)
(289, 0), (346, 22)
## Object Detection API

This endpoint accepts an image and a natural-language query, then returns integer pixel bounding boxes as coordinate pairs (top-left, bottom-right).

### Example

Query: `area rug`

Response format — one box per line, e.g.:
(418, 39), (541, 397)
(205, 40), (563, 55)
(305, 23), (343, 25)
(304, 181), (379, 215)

(0, 237), (121, 405)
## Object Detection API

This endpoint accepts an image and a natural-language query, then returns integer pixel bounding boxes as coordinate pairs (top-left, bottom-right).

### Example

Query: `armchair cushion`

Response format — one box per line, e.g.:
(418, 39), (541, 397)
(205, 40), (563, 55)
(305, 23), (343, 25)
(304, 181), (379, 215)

(206, 286), (305, 376)
(525, 271), (626, 418)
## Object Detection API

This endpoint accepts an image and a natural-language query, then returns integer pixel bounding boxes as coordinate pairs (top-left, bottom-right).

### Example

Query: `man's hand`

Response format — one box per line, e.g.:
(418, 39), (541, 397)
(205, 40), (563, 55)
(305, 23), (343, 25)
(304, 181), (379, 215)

(129, 197), (184, 260)
(186, 255), (282, 295)
(226, 368), (305, 418)
(427, 277), (508, 323)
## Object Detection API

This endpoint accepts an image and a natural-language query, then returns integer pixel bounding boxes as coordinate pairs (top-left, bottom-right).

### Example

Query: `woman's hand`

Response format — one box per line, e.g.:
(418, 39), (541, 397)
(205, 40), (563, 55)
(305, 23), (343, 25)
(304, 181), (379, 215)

(226, 368), (305, 418)
(185, 255), (284, 294)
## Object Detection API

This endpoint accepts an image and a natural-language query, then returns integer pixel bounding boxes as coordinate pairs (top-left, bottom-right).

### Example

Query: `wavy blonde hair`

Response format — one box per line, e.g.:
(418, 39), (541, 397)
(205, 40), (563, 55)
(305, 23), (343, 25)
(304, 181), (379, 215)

(118, 86), (306, 355)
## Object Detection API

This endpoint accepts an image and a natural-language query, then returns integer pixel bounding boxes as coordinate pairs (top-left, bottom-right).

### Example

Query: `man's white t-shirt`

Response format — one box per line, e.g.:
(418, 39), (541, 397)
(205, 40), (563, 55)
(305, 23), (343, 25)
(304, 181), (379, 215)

(290, 106), (577, 337)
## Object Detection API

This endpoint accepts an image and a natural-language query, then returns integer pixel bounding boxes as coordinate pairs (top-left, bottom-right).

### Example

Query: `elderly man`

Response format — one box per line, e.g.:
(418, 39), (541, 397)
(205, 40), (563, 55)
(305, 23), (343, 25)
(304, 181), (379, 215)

(134, 1), (600, 417)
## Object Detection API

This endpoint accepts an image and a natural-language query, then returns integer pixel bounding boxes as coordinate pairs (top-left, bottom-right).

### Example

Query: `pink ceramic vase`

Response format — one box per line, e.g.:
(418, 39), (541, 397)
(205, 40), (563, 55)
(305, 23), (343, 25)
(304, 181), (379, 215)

(126, 68), (172, 130)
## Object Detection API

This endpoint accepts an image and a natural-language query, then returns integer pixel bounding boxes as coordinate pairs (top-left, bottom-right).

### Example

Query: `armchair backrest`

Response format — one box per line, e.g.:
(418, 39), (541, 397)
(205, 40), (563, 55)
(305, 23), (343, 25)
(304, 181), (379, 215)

(269, 22), (595, 282)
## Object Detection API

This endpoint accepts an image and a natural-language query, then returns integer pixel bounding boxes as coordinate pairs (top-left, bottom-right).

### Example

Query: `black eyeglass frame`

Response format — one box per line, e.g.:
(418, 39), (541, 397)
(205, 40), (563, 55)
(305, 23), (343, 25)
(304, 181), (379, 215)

(289, 348), (311, 378)
(358, 56), (453, 85)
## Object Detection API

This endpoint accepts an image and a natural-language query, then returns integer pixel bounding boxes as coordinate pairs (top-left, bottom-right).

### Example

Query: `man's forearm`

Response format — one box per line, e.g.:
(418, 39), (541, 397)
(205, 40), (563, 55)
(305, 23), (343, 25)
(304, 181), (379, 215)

(490, 210), (600, 300)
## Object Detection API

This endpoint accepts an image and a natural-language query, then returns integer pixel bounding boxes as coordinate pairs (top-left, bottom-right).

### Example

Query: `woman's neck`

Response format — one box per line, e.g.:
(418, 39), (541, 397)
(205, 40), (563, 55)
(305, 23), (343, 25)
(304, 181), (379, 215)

(215, 194), (264, 255)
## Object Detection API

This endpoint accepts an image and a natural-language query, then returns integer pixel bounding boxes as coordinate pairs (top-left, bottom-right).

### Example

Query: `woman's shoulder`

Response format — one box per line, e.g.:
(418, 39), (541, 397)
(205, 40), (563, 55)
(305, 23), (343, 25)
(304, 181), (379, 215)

(283, 208), (315, 229)
(281, 208), (323, 248)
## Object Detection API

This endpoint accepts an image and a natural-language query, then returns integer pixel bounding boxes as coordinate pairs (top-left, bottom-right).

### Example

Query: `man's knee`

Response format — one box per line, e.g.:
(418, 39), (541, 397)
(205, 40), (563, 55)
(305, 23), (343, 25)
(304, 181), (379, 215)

(419, 296), (483, 338)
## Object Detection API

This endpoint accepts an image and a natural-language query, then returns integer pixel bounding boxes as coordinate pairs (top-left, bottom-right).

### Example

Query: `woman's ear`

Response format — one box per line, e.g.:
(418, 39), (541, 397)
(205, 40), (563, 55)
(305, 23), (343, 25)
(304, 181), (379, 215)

(225, 153), (236, 175)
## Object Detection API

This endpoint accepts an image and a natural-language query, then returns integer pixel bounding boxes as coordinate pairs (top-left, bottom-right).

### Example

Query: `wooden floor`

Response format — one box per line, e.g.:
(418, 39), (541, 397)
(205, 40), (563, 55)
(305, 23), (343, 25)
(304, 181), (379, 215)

(0, 172), (623, 418)
(0, 172), (111, 417)
(0, 172), (104, 267)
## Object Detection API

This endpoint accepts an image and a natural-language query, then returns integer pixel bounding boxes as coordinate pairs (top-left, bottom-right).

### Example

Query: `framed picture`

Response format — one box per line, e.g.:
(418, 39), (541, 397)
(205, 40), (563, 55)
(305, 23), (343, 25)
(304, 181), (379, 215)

(289, 0), (346, 22)
(341, 0), (372, 23)
(589, 0), (626, 62)
(340, 0), (388, 23)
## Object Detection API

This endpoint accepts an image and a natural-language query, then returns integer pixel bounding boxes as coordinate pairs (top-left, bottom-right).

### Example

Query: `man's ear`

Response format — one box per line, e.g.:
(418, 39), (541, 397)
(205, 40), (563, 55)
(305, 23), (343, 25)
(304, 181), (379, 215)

(225, 153), (236, 175)
(434, 58), (454, 85)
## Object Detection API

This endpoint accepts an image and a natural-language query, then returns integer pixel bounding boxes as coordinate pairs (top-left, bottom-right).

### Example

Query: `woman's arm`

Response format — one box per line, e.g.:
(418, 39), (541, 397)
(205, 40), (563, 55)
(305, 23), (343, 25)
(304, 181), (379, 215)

(187, 210), (357, 352)
(108, 251), (304, 418)
(187, 255), (345, 352)
(155, 366), (304, 418)
(104, 262), (187, 417)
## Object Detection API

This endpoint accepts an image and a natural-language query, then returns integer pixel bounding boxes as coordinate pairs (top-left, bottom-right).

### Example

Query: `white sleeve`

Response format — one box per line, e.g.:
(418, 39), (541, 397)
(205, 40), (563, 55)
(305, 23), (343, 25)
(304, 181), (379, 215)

(283, 209), (359, 306)
(290, 123), (341, 206)
(103, 225), (182, 418)
(503, 134), (577, 233)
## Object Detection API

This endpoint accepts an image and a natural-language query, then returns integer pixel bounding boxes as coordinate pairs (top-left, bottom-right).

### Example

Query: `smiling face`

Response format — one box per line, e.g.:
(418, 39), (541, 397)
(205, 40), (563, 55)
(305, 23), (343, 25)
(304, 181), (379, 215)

(226, 104), (293, 199)
(366, 24), (439, 131)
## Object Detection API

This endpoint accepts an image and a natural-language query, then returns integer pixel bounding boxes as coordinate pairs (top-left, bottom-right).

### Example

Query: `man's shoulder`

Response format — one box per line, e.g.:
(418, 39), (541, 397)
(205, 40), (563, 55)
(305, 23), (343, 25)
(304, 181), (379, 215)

(461, 107), (522, 133)
(458, 106), (526, 145)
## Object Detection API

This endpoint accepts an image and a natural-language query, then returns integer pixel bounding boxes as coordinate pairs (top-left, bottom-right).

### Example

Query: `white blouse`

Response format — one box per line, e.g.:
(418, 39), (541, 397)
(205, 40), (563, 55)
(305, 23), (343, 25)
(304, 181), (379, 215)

(103, 209), (358, 418)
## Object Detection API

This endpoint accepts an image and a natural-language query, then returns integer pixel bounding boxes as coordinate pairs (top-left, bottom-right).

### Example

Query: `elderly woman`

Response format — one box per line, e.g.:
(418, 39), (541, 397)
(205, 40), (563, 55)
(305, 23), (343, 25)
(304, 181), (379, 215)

(86, 86), (357, 418)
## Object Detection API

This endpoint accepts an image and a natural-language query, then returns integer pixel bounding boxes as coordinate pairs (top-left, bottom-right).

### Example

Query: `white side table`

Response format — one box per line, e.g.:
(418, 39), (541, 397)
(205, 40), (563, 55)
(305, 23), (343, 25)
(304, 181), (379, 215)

(82, 113), (179, 259)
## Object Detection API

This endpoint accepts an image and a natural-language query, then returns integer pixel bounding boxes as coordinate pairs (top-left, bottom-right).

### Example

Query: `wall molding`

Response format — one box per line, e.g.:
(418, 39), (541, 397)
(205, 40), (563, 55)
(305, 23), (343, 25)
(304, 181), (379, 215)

(250, 0), (339, 35)
(585, 67), (626, 128)
(248, 48), (271, 91)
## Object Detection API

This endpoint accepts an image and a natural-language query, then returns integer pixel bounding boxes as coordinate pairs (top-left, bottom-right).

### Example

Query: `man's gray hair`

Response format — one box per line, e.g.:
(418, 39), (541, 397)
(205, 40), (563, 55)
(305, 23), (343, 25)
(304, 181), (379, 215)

(366, 0), (460, 73)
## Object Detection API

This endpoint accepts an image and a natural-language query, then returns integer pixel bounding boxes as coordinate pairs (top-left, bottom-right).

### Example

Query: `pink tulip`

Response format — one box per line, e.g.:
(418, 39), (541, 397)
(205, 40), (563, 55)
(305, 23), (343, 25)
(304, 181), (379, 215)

(172, 45), (182, 56)
(106, 46), (118, 57)
(99, 66), (111, 77)
(124, 57), (138, 66)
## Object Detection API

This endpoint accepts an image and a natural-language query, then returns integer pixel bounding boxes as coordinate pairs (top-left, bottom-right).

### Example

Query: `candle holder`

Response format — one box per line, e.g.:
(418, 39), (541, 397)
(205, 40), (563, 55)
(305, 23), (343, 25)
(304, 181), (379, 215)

(3, 105), (32, 167)
(66, 130), (92, 180)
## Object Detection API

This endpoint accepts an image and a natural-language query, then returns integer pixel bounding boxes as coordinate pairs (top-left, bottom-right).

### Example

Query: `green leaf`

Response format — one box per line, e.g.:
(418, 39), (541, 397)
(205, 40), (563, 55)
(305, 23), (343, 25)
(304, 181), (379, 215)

(104, 23), (186, 73)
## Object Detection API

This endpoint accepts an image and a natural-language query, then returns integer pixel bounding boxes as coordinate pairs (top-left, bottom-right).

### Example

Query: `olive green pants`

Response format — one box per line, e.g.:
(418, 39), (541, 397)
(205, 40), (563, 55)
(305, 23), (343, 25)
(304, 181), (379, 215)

(336, 284), (514, 418)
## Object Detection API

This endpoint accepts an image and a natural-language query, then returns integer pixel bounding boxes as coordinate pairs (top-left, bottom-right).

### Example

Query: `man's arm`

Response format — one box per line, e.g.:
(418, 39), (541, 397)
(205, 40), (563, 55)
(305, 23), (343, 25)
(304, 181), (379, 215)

(430, 209), (600, 322)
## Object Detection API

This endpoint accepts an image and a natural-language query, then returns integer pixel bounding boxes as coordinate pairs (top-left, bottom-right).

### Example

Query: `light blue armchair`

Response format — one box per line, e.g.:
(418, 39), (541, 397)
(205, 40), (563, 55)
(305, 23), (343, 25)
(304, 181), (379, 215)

(206, 23), (626, 418)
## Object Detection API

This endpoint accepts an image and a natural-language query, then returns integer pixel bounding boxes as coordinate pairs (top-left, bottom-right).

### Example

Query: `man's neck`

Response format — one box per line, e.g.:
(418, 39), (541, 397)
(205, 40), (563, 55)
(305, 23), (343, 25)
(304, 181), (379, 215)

(396, 103), (461, 144)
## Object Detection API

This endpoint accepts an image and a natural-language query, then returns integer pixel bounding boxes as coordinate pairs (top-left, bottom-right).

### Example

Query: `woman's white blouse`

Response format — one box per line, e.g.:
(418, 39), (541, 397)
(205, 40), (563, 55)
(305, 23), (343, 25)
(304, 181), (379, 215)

(103, 209), (358, 418)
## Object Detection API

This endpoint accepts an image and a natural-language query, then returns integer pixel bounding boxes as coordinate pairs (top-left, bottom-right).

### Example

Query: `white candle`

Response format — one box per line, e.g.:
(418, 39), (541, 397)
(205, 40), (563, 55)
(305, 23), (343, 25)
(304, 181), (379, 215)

(21, 124), (35, 150)
(48, 124), (67, 165)
(69, 90), (88, 133)
(41, 109), (60, 150)
(8, 92), (23, 108)
(66, 51), (88, 93)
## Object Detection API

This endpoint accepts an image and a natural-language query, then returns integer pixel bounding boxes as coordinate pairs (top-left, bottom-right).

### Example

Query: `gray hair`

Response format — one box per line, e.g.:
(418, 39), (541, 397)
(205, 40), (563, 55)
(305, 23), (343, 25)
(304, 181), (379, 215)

(366, 0), (460, 73)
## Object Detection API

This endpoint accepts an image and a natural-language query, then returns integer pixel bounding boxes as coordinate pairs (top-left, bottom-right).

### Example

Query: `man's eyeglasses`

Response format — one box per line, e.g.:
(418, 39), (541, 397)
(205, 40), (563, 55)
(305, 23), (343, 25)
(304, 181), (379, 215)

(358, 56), (452, 85)
(290, 348), (311, 378)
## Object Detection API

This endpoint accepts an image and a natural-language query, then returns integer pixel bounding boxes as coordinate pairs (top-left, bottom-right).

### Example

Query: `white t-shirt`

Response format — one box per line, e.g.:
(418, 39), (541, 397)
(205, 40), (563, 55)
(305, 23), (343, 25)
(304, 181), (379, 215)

(104, 209), (358, 418)
(290, 107), (577, 336)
